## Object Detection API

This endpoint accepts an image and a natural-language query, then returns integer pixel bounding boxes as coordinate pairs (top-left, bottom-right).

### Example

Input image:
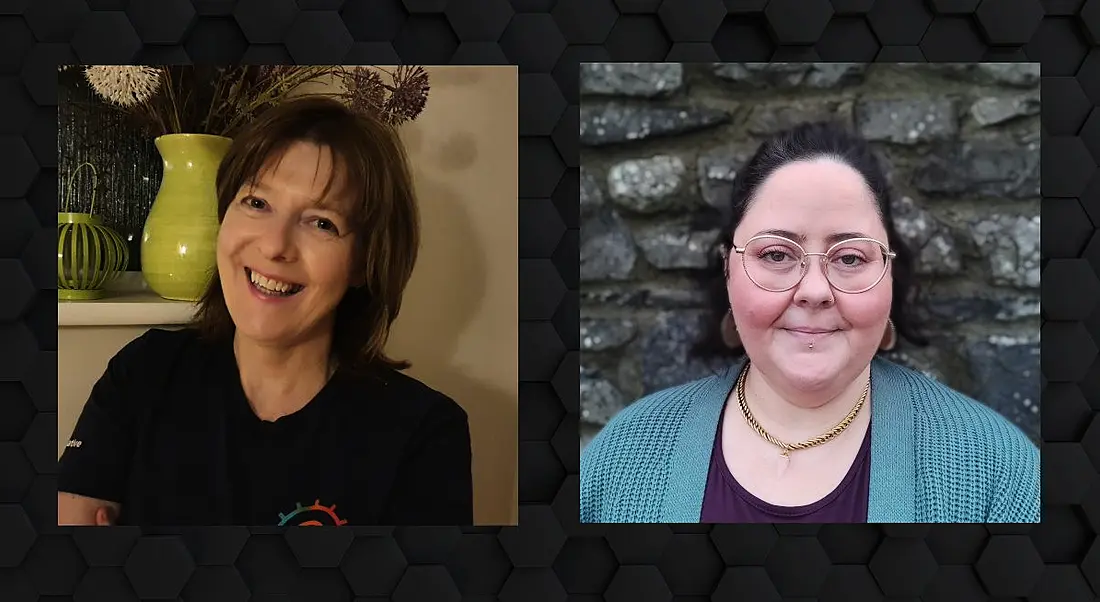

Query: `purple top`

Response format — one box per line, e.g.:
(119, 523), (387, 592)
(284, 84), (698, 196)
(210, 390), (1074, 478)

(700, 401), (872, 523)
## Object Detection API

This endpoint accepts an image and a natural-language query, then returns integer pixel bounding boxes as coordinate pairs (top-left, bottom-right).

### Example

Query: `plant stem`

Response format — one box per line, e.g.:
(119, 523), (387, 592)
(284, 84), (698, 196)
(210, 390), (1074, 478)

(164, 69), (182, 133)
(203, 70), (228, 135)
(220, 66), (334, 135)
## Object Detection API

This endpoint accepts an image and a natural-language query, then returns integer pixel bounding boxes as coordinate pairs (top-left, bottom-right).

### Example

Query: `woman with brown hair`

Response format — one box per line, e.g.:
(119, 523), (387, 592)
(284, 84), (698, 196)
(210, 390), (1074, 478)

(58, 97), (473, 526)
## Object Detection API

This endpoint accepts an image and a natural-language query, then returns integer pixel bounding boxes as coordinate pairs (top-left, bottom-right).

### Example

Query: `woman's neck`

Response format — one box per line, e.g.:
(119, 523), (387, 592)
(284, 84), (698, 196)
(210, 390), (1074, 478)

(742, 362), (871, 442)
(233, 330), (336, 421)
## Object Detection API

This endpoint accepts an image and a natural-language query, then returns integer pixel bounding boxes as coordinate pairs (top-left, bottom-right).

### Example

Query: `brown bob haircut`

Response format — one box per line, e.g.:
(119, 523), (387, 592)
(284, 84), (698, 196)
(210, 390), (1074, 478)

(192, 96), (421, 373)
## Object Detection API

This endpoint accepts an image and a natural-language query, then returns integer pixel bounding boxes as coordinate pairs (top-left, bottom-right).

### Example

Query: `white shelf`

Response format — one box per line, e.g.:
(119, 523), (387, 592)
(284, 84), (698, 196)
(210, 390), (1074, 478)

(58, 272), (199, 327)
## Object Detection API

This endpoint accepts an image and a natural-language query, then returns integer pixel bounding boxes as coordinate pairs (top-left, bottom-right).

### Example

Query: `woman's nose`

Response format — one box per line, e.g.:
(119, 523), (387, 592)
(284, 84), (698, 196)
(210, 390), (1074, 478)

(256, 221), (297, 261)
(794, 254), (835, 305)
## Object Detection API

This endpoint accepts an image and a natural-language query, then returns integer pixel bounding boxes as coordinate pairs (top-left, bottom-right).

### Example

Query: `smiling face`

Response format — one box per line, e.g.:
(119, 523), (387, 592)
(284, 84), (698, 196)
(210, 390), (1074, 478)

(727, 157), (893, 396)
(216, 140), (360, 348)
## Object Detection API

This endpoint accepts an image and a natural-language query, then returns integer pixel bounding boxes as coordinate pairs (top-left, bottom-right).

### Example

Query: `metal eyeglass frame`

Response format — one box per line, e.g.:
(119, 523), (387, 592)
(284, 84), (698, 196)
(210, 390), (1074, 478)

(727, 234), (897, 294)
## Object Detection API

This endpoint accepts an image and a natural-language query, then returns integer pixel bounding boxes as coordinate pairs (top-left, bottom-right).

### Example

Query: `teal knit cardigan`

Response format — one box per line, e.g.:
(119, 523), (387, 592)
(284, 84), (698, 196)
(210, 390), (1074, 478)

(580, 357), (1040, 523)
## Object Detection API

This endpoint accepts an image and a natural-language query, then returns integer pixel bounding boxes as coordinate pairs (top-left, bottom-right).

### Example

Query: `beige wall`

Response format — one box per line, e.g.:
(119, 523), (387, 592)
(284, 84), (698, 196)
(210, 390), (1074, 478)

(386, 66), (519, 525)
(57, 66), (519, 526)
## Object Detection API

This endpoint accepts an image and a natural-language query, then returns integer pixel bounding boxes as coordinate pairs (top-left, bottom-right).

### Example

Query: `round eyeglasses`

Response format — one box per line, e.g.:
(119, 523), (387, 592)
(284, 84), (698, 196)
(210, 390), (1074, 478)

(727, 235), (896, 294)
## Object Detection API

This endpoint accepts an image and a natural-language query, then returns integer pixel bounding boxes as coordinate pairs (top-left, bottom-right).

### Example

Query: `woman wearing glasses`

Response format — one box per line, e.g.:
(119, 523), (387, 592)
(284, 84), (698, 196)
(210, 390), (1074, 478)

(580, 121), (1039, 524)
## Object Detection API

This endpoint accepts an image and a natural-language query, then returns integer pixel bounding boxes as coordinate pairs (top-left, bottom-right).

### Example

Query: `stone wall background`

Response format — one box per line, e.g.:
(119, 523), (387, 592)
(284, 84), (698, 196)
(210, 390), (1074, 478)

(579, 62), (1041, 452)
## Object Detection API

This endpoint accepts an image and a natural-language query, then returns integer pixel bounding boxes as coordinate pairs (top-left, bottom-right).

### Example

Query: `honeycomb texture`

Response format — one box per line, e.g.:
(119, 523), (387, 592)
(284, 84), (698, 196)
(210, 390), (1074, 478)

(0, 0), (1091, 599)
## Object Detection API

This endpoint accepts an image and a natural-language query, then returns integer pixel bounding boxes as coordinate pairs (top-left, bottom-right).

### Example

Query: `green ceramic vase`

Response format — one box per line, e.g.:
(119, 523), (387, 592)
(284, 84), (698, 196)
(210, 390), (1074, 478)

(57, 213), (129, 300)
(141, 133), (233, 302)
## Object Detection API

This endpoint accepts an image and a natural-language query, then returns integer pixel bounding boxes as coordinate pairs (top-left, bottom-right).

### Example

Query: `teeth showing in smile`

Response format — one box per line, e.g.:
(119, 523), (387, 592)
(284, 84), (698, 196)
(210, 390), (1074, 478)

(248, 269), (302, 296)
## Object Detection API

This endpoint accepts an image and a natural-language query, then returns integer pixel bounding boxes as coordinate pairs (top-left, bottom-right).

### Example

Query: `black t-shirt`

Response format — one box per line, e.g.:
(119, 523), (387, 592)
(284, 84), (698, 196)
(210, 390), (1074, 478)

(58, 328), (473, 526)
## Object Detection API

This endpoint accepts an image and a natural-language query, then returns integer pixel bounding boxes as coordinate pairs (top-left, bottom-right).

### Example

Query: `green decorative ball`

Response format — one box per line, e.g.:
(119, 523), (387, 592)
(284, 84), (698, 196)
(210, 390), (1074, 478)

(57, 212), (129, 300)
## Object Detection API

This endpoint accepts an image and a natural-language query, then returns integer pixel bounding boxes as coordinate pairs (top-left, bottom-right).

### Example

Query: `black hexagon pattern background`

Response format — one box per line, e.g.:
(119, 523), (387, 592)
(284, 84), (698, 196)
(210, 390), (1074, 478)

(0, 0), (1097, 599)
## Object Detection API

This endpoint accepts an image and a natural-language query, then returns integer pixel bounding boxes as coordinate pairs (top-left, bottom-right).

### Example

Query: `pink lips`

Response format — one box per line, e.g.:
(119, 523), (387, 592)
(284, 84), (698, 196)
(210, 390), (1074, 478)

(783, 328), (838, 345)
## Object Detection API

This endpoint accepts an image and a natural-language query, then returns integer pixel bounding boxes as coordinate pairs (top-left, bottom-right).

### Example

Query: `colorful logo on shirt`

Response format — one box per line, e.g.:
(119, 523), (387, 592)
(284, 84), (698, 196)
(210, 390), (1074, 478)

(277, 499), (348, 526)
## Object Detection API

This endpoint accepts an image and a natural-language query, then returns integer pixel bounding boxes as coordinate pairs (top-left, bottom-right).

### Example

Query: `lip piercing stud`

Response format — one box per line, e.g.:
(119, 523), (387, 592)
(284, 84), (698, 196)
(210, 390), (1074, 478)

(808, 341), (814, 349)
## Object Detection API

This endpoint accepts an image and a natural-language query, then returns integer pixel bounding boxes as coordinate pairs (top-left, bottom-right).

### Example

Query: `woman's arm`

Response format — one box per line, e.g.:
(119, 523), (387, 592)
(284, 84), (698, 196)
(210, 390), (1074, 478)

(57, 492), (121, 526)
(382, 399), (474, 525)
(57, 331), (164, 525)
(987, 434), (1041, 523)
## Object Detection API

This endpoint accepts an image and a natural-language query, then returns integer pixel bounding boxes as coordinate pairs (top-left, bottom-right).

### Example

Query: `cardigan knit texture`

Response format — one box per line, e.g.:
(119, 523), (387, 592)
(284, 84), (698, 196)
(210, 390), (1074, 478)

(580, 357), (1040, 523)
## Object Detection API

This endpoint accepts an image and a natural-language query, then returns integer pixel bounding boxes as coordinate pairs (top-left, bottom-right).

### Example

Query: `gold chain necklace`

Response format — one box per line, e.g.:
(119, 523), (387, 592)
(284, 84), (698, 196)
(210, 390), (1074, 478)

(735, 363), (869, 475)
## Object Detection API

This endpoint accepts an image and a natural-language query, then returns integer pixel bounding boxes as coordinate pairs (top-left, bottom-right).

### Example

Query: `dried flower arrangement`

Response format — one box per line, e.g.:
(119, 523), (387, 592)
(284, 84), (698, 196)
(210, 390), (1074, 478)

(67, 65), (431, 138)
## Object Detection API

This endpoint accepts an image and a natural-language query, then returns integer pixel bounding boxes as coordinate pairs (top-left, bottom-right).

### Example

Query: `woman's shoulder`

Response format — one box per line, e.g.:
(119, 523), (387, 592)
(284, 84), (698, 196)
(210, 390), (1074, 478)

(875, 357), (1035, 450)
(108, 327), (211, 378)
(873, 357), (1039, 522)
(118, 327), (214, 362)
(338, 366), (468, 428)
(119, 326), (203, 354)
(585, 369), (732, 458)
(580, 368), (737, 522)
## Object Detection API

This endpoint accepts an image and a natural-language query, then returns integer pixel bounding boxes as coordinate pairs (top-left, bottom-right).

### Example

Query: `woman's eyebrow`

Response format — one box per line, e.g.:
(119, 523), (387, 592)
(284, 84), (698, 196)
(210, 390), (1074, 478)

(309, 196), (350, 220)
(754, 229), (872, 244)
(245, 182), (351, 221)
(756, 228), (804, 242)
(826, 231), (872, 244)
